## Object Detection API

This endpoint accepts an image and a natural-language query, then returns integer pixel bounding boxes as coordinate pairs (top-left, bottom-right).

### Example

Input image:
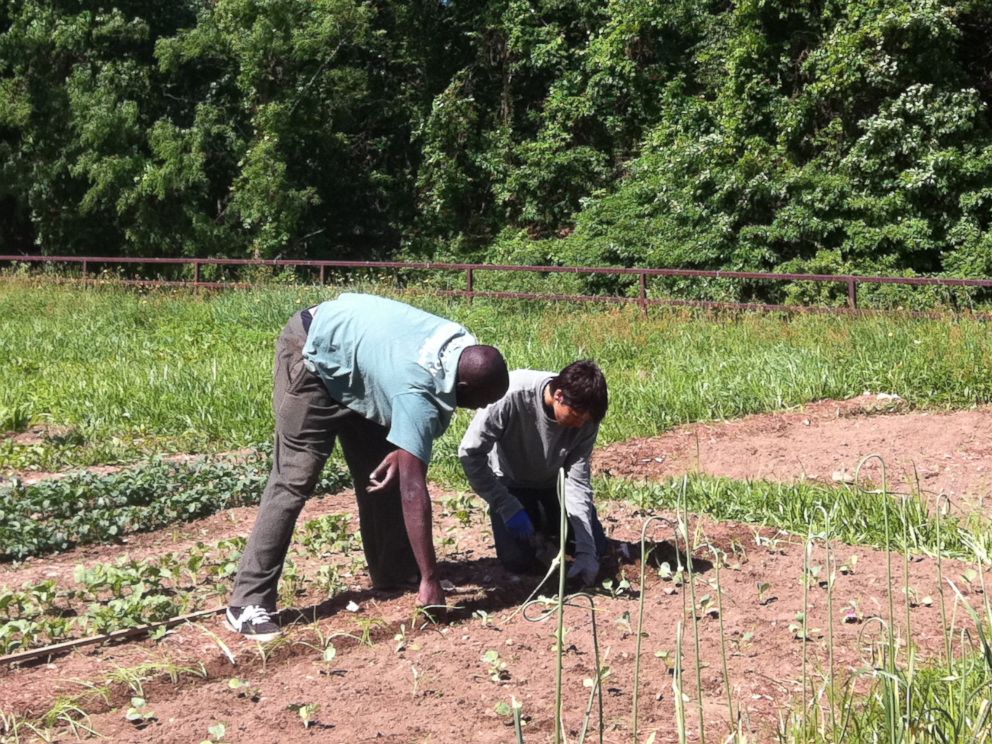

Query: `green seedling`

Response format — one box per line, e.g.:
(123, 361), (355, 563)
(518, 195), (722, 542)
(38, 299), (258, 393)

(411, 604), (443, 629)
(601, 576), (632, 598)
(255, 634), (291, 672)
(481, 649), (510, 683)
(756, 582), (775, 605)
(354, 616), (385, 647)
(657, 561), (685, 586)
(300, 513), (359, 557)
(728, 539), (748, 569)
(806, 563), (828, 588)
(788, 612), (822, 641)
(472, 609), (493, 627)
(441, 492), (479, 527)
(198, 722), (226, 743)
(227, 677), (260, 702)
(277, 559), (307, 604)
(288, 703), (320, 730)
(904, 586), (933, 608)
(616, 610), (633, 635)
(316, 565), (347, 597)
(735, 631), (755, 653)
(753, 531), (787, 555)
(124, 697), (157, 727)
(654, 649), (674, 674)
(696, 594), (718, 619)
(839, 554), (859, 575)
(842, 600), (863, 624)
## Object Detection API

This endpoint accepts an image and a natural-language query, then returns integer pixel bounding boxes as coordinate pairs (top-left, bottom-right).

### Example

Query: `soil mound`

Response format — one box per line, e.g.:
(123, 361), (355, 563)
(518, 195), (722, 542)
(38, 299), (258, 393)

(596, 394), (992, 511)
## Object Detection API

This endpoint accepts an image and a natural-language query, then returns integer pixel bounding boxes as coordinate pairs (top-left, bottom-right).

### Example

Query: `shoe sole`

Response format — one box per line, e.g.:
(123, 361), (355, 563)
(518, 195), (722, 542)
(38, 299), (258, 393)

(224, 618), (280, 643)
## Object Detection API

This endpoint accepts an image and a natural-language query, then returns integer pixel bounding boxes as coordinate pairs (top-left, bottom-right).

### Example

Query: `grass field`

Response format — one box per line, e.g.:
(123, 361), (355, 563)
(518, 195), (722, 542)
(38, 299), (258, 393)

(3, 277), (991, 479)
(4, 277), (992, 742)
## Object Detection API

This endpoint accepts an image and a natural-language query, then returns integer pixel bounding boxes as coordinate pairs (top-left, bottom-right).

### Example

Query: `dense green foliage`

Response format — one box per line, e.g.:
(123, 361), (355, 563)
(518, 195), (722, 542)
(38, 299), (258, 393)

(2, 1), (991, 295)
(0, 450), (348, 560)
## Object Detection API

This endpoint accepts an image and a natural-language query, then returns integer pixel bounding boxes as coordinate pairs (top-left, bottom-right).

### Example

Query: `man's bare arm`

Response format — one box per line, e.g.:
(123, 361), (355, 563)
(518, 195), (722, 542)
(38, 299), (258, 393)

(371, 449), (444, 607)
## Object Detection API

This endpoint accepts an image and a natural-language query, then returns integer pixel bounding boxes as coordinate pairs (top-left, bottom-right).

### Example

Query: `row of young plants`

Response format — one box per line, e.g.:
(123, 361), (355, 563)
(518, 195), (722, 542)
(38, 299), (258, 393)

(0, 449), (349, 561)
(0, 539), (243, 656)
(0, 509), (367, 656)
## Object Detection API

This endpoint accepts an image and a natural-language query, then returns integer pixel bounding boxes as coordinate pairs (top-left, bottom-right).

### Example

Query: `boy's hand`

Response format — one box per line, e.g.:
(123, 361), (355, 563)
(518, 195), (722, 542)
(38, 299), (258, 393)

(566, 552), (599, 587)
(504, 509), (536, 541)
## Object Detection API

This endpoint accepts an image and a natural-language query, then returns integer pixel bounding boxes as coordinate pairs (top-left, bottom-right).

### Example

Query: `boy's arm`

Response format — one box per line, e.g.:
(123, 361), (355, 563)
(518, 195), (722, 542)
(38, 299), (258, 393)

(458, 401), (525, 522)
(563, 426), (601, 584)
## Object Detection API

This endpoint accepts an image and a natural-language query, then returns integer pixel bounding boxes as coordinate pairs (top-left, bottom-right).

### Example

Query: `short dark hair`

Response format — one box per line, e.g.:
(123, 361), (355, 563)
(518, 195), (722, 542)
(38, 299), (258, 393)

(548, 360), (608, 423)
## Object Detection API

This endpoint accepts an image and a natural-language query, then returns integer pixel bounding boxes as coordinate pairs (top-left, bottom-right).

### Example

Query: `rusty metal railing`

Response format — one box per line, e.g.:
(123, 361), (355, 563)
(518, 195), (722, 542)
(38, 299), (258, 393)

(2, 254), (992, 315)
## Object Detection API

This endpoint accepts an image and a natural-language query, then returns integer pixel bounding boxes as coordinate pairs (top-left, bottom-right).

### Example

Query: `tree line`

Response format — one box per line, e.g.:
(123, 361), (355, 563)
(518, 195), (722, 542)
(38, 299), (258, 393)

(2, 0), (991, 295)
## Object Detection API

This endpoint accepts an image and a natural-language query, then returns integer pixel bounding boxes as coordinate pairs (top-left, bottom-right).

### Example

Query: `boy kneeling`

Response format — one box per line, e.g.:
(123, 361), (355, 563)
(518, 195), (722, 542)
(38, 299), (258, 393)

(458, 360), (609, 586)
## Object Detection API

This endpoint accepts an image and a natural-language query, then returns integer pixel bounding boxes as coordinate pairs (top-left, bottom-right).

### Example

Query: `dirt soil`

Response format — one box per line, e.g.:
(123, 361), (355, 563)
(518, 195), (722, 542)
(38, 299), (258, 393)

(2, 398), (991, 743)
(597, 394), (992, 512)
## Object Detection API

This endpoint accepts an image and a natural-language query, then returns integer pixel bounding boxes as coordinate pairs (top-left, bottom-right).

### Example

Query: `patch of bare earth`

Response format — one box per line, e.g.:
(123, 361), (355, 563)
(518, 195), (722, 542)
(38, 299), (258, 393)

(597, 394), (992, 511)
(0, 498), (982, 742)
(2, 398), (990, 741)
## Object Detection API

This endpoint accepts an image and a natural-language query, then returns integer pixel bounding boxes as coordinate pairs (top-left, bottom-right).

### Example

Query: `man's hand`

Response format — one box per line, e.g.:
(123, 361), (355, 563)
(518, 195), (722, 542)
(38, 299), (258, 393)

(567, 552), (599, 587)
(504, 509), (536, 541)
(417, 577), (446, 608)
(369, 450), (403, 492)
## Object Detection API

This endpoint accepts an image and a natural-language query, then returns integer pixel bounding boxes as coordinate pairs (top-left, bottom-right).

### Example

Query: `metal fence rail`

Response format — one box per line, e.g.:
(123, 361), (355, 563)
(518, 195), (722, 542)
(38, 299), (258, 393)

(3, 254), (992, 316)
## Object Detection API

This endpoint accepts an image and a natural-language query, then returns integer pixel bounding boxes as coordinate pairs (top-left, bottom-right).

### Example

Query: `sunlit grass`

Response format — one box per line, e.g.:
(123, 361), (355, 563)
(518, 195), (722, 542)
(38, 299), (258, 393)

(3, 277), (992, 474)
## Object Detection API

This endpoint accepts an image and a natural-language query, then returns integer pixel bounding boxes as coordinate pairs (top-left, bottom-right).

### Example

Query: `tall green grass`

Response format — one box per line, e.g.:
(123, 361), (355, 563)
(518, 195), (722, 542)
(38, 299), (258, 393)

(599, 475), (989, 561)
(3, 278), (992, 473)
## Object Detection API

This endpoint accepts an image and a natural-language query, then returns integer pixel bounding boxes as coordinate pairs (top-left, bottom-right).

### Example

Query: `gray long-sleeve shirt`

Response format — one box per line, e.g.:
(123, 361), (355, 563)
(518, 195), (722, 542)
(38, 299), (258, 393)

(458, 370), (600, 558)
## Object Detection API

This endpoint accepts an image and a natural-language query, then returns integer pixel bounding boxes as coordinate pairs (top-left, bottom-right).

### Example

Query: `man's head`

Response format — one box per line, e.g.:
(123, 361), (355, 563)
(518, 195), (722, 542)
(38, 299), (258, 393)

(547, 360), (608, 428)
(456, 345), (509, 409)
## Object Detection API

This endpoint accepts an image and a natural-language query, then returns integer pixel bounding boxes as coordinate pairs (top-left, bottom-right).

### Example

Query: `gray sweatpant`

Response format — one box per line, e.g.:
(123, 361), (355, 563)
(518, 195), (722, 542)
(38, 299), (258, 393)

(230, 312), (419, 609)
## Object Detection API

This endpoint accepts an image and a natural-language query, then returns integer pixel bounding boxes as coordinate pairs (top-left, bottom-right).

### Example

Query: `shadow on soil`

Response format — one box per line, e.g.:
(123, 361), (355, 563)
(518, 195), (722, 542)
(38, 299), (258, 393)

(282, 538), (711, 627)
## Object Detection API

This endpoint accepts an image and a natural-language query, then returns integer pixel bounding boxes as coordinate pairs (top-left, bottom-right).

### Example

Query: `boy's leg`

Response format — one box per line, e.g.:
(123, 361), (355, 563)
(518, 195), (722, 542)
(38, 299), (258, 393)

(489, 489), (542, 573)
(230, 314), (348, 609)
(529, 488), (609, 559)
(590, 510), (610, 557)
(338, 416), (419, 589)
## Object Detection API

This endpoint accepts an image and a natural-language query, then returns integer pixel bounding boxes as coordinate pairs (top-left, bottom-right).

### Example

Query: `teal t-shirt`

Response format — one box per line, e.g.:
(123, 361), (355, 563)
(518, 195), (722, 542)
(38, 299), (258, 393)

(301, 293), (475, 463)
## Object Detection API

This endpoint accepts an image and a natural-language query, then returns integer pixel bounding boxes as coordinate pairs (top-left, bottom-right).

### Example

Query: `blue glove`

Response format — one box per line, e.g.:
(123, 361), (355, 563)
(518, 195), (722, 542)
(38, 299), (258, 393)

(504, 509), (536, 541)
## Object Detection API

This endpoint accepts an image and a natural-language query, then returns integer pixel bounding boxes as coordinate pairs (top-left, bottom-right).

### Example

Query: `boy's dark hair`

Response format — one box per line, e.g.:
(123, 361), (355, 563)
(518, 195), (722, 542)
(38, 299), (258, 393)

(548, 360), (608, 423)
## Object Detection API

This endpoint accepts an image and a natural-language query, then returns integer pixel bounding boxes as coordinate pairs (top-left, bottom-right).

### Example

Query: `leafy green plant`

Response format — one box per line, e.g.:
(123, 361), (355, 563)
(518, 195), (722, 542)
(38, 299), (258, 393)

(227, 678), (260, 703)
(288, 703), (320, 730)
(124, 697), (156, 728)
(481, 649), (509, 684)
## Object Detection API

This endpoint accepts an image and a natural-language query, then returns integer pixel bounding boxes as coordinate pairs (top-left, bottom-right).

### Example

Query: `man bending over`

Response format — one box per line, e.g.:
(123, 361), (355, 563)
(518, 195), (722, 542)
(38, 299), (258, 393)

(227, 293), (509, 640)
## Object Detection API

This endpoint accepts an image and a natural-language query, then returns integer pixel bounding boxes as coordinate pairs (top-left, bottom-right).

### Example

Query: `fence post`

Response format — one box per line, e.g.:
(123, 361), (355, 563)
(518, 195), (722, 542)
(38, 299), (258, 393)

(81, 259), (88, 283)
(466, 267), (474, 304)
(639, 272), (648, 315)
(194, 260), (201, 285)
(319, 265), (325, 285)
(847, 279), (858, 310)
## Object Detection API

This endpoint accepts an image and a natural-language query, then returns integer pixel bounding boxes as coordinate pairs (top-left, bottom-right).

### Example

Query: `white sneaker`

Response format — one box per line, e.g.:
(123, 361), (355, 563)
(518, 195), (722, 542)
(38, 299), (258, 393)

(225, 605), (280, 641)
